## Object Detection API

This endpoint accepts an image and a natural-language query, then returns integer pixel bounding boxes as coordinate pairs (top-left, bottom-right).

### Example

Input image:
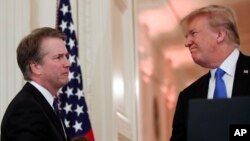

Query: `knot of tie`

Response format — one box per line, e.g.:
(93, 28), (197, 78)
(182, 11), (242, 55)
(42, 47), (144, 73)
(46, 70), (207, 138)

(215, 68), (225, 79)
(214, 68), (227, 99)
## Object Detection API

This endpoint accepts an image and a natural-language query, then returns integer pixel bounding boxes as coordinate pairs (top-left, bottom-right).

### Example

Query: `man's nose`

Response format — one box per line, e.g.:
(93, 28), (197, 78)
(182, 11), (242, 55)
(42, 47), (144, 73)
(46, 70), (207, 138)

(184, 37), (193, 48)
(64, 57), (71, 68)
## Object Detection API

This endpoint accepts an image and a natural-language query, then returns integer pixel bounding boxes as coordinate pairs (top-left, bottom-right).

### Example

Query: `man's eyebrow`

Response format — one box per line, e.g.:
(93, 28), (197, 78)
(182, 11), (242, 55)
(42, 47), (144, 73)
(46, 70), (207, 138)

(185, 29), (195, 37)
(53, 52), (69, 57)
(185, 30), (192, 37)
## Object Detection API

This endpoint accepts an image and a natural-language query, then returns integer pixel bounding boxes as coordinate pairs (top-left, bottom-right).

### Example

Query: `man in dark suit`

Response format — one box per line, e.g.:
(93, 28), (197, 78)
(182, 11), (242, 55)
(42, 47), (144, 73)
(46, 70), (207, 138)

(170, 5), (250, 141)
(1, 27), (70, 141)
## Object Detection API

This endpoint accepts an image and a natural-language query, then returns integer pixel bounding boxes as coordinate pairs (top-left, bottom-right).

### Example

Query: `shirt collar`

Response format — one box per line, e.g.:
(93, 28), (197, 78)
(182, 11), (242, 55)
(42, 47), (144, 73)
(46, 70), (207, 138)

(29, 81), (54, 108)
(210, 48), (239, 77)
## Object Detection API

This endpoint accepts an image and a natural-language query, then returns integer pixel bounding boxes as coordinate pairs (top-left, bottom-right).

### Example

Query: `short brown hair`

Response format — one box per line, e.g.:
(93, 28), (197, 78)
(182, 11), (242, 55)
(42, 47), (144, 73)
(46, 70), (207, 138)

(17, 27), (66, 80)
(181, 5), (240, 45)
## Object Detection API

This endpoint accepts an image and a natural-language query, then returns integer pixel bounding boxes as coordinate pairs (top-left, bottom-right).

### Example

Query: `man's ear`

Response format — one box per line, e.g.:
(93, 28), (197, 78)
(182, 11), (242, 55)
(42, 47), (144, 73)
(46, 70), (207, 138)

(217, 29), (227, 43)
(30, 62), (42, 75)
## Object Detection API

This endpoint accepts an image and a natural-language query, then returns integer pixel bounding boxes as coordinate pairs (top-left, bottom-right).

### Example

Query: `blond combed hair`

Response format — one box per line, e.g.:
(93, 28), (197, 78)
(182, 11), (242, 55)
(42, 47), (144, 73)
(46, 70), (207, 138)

(181, 5), (240, 45)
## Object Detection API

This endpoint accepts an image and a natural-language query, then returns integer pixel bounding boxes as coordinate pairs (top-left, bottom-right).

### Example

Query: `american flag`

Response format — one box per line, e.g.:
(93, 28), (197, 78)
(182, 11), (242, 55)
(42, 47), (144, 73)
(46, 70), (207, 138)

(56, 0), (95, 140)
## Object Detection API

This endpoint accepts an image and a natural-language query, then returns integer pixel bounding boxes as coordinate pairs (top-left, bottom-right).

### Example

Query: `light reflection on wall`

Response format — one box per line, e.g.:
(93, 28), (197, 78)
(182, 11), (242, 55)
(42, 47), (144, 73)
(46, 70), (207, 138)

(112, 73), (125, 112)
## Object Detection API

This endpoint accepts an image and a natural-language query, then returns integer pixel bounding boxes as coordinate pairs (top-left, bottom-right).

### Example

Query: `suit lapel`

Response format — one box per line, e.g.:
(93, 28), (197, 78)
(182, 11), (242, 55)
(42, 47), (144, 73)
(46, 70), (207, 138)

(194, 72), (210, 99)
(23, 83), (67, 140)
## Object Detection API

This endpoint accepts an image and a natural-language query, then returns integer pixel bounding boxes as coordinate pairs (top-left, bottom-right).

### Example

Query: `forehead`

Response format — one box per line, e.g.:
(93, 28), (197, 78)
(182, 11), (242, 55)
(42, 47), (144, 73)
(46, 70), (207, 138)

(184, 16), (210, 34)
(40, 37), (67, 54)
(187, 16), (209, 28)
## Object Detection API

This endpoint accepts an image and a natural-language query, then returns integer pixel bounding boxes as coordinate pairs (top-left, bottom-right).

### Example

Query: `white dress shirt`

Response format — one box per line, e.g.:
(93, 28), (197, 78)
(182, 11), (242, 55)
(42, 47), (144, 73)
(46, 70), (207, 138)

(208, 48), (240, 99)
(29, 81), (55, 110)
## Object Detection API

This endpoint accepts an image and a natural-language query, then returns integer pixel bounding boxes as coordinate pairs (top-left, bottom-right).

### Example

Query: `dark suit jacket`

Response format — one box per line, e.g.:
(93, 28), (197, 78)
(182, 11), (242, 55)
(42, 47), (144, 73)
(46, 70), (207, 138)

(1, 82), (68, 141)
(170, 53), (250, 141)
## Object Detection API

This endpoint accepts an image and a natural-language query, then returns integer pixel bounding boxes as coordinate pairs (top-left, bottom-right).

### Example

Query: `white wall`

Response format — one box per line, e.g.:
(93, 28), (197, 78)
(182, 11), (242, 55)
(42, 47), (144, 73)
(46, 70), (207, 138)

(0, 0), (30, 124)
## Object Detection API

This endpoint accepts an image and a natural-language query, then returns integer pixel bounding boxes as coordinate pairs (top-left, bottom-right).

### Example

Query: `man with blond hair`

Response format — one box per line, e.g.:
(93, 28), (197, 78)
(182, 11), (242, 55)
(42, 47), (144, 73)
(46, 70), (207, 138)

(171, 5), (250, 141)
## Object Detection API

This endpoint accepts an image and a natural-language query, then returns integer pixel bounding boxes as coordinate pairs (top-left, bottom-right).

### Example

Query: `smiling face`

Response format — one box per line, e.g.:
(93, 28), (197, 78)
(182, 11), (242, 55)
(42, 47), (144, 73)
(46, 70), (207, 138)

(32, 37), (70, 94)
(184, 15), (219, 68)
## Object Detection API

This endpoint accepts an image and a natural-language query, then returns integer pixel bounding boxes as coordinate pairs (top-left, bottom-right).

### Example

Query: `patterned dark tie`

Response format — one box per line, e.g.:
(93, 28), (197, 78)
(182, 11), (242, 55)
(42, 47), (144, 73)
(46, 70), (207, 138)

(214, 68), (227, 99)
(53, 97), (67, 139)
(53, 97), (60, 116)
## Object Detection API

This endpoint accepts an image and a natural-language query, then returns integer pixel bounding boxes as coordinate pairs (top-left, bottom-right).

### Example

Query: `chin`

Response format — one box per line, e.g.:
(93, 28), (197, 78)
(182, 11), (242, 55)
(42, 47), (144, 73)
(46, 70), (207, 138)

(61, 80), (69, 86)
(192, 56), (198, 63)
(194, 60), (209, 68)
(193, 58), (202, 65)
